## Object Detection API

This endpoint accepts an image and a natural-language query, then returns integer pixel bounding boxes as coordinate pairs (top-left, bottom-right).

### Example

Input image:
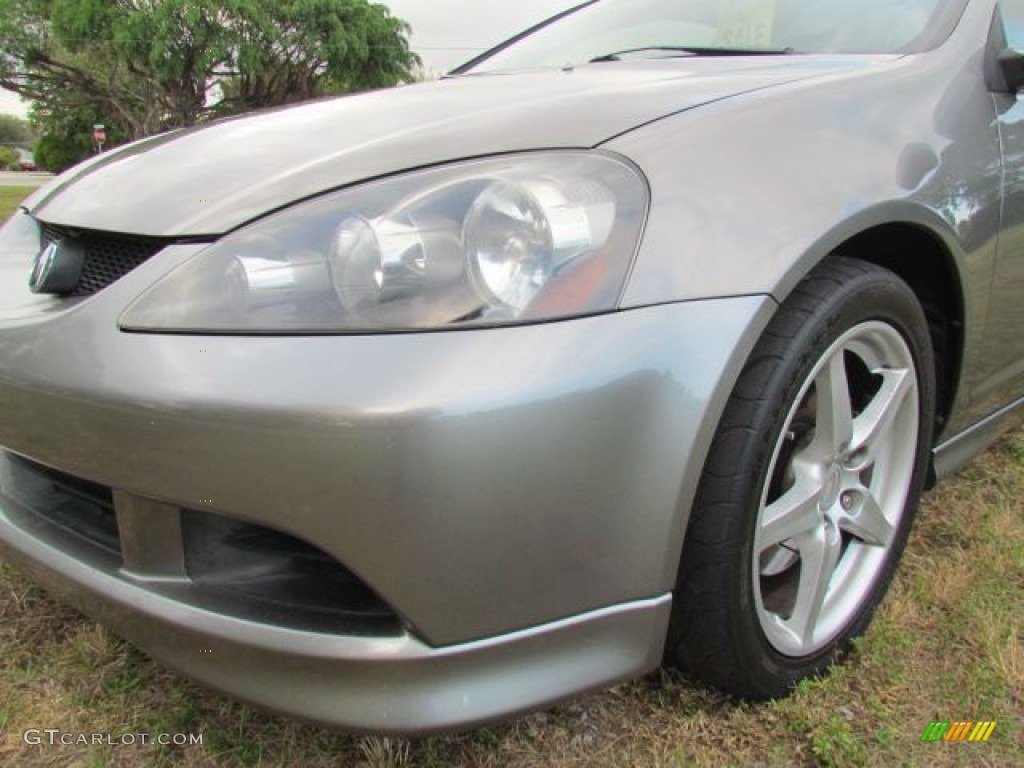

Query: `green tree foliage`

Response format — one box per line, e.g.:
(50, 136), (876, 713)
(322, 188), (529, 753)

(33, 135), (78, 173)
(0, 115), (34, 146)
(0, 145), (19, 169)
(32, 106), (129, 172)
(0, 0), (418, 165)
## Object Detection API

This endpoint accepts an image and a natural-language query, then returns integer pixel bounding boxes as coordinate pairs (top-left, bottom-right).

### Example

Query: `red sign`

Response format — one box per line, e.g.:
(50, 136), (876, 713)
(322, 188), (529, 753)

(93, 125), (106, 144)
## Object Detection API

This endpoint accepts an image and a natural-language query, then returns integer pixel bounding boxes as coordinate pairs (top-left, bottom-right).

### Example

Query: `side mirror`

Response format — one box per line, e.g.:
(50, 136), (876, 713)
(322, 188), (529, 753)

(998, 48), (1024, 93)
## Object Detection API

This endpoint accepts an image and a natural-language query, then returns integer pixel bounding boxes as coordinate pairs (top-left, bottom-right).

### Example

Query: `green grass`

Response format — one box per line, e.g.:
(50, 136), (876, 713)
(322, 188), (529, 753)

(0, 191), (1021, 765)
(0, 186), (35, 220)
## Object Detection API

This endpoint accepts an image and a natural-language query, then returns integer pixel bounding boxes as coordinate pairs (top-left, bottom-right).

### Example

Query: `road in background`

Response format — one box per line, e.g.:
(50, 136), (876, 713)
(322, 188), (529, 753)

(0, 172), (52, 188)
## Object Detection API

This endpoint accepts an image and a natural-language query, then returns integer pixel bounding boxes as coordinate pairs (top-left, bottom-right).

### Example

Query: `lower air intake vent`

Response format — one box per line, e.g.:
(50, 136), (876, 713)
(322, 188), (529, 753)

(182, 510), (403, 636)
(2, 454), (120, 557)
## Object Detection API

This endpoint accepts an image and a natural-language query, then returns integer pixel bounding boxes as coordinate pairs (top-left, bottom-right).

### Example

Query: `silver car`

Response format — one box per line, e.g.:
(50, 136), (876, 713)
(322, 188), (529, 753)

(1, 0), (1022, 734)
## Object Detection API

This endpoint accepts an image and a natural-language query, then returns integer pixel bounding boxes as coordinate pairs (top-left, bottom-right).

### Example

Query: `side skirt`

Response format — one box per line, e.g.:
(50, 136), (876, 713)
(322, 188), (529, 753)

(932, 396), (1024, 481)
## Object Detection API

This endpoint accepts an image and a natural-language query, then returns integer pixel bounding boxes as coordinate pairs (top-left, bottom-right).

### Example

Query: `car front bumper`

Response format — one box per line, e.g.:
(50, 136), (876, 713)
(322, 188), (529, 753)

(0, 243), (774, 731)
(0, 507), (672, 734)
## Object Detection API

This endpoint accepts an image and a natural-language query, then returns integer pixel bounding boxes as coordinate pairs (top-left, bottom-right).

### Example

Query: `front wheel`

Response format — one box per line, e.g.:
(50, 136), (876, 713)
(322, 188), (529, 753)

(667, 257), (936, 698)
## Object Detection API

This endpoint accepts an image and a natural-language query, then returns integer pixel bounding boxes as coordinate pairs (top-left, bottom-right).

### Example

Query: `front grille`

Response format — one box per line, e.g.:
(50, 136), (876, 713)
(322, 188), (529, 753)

(39, 222), (169, 296)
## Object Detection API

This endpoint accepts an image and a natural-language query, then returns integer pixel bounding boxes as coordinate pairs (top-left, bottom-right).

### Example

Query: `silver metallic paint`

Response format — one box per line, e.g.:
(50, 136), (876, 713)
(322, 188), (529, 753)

(25, 58), (885, 237)
(0, 0), (1022, 733)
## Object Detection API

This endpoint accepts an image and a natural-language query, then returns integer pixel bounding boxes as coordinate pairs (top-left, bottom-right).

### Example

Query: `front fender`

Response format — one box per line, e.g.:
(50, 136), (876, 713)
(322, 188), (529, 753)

(608, 0), (999, 310)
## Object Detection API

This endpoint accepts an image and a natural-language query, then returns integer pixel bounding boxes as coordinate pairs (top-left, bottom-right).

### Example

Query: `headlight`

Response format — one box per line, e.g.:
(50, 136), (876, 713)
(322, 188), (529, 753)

(120, 153), (648, 333)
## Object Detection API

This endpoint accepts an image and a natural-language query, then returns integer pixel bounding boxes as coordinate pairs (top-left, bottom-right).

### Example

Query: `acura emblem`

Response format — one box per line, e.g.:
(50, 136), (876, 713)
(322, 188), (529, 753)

(28, 239), (84, 295)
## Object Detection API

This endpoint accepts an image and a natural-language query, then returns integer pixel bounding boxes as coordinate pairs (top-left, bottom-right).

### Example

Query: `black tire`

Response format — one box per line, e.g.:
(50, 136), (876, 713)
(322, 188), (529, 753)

(666, 257), (936, 699)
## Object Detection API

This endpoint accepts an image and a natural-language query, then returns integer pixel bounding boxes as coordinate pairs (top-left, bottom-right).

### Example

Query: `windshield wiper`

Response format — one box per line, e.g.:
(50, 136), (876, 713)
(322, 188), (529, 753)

(589, 46), (796, 63)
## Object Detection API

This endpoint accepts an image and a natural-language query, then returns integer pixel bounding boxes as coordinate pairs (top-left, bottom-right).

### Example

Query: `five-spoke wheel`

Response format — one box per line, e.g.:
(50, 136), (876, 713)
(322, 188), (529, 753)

(667, 257), (935, 698)
(754, 321), (919, 656)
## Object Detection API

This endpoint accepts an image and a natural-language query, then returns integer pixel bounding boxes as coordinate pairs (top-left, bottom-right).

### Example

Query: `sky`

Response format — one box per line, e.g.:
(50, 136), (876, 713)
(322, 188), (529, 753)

(0, 0), (581, 118)
(0, 90), (26, 120)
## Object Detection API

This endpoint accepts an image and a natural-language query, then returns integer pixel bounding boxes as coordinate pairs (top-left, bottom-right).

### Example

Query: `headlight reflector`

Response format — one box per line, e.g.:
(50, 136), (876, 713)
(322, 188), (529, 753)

(121, 153), (648, 333)
(465, 175), (618, 316)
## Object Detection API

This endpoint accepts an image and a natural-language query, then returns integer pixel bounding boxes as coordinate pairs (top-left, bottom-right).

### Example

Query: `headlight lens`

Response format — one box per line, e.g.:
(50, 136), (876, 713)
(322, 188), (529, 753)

(121, 153), (648, 333)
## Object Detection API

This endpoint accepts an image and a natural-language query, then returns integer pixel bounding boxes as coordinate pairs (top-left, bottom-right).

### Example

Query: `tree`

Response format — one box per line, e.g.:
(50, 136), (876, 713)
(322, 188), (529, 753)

(31, 106), (129, 172)
(0, 145), (18, 169)
(0, 0), (418, 160)
(0, 115), (34, 146)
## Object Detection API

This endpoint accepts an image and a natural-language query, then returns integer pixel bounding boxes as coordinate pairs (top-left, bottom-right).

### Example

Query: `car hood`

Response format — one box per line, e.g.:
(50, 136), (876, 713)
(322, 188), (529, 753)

(28, 56), (891, 237)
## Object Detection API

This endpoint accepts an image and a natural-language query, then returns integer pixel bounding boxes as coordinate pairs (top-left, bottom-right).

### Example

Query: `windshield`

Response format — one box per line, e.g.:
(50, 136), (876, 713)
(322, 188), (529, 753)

(460, 0), (963, 73)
